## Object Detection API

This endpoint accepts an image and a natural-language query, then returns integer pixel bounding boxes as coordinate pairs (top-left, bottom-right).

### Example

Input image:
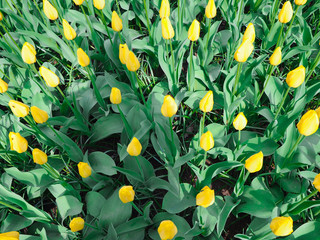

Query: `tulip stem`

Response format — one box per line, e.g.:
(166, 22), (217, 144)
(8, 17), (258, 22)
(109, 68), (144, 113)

(98, 9), (115, 50)
(31, 0), (47, 24)
(306, 50), (320, 83)
(198, 112), (206, 149)
(169, 116), (175, 147)
(286, 189), (318, 215)
(134, 156), (145, 181)
(134, 72), (146, 105)
(0, 22), (20, 50)
(201, 151), (208, 172)
(237, 130), (241, 150)
(169, 39), (175, 85)
(287, 134), (304, 159)
(0, 200), (22, 212)
(43, 162), (61, 179)
(131, 202), (144, 215)
(275, 23), (284, 48)
(188, 41), (194, 91)
(118, 31), (123, 44)
(84, 222), (100, 231)
(256, 65), (275, 105)
(232, 62), (243, 97)
(45, 122), (65, 144)
(237, 0), (244, 26)
(281, 6), (299, 47)
(117, 105), (133, 139)
(270, 0), (281, 27)
(143, 0), (151, 37)
(205, 19), (212, 51)
(85, 66), (105, 110)
(274, 86), (290, 120)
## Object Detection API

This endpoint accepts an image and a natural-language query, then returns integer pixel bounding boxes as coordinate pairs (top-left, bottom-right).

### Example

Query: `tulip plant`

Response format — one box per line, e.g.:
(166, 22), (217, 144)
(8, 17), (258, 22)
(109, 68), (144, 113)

(0, 0), (319, 239)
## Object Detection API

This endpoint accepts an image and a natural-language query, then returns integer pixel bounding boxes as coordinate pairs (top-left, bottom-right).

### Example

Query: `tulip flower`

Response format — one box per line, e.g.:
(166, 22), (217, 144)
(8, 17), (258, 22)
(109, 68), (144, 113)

(73, 0), (84, 5)
(9, 100), (30, 118)
(233, 112), (247, 131)
(315, 106), (320, 119)
(21, 42), (36, 64)
(32, 148), (48, 165)
(31, 106), (49, 124)
(270, 47), (282, 66)
(69, 217), (85, 232)
(39, 66), (60, 87)
(188, 19), (200, 41)
(205, 0), (217, 19)
(196, 186), (215, 208)
(119, 43), (129, 64)
(119, 185), (135, 203)
(0, 231), (19, 239)
(278, 1), (293, 24)
(242, 23), (255, 44)
(286, 65), (305, 88)
(199, 90), (214, 113)
(234, 39), (254, 62)
(9, 132), (28, 153)
(200, 131), (214, 152)
(0, 11), (3, 21)
(110, 87), (121, 104)
(161, 95), (178, 118)
(270, 216), (293, 236)
(297, 110), (319, 136)
(245, 151), (263, 173)
(158, 220), (178, 240)
(0, 78), (8, 93)
(93, 0), (105, 10)
(295, 0), (307, 6)
(43, 0), (58, 21)
(161, 17), (175, 40)
(77, 48), (90, 67)
(63, 19), (77, 40)
(127, 137), (142, 156)
(126, 51), (140, 72)
(112, 11), (123, 32)
(159, 0), (170, 19)
(77, 162), (92, 178)
(313, 173), (320, 192)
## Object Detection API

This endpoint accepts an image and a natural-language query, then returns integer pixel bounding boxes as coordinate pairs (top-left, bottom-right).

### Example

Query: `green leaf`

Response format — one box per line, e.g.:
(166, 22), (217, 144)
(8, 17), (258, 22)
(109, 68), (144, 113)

(283, 221), (320, 240)
(88, 152), (117, 176)
(56, 195), (83, 219)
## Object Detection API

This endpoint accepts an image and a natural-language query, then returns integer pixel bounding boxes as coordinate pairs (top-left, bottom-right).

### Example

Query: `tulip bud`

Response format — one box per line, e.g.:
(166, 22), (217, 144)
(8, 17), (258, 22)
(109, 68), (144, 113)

(31, 106), (49, 124)
(159, 0), (170, 19)
(205, 0), (217, 19)
(278, 1), (293, 24)
(313, 173), (320, 192)
(126, 51), (140, 72)
(127, 137), (142, 156)
(119, 185), (135, 203)
(245, 151), (263, 173)
(234, 39), (254, 62)
(69, 217), (85, 232)
(270, 216), (293, 236)
(233, 112), (247, 131)
(297, 110), (319, 136)
(0, 11), (3, 21)
(269, 47), (282, 66)
(161, 95), (178, 118)
(39, 66), (60, 87)
(196, 186), (215, 208)
(242, 23), (255, 44)
(199, 90), (214, 113)
(294, 0), (307, 6)
(32, 148), (48, 165)
(315, 106), (320, 119)
(21, 42), (36, 64)
(112, 11), (123, 32)
(0, 78), (8, 93)
(188, 19), (200, 41)
(77, 48), (90, 67)
(63, 19), (77, 40)
(286, 65), (305, 88)
(9, 132), (28, 153)
(110, 87), (121, 104)
(161, 17), (175, 40)
(73, 0), (84, 5)
(77, 162), (92, 178)
(9, 100), (30, 118)
(158, 220), (178, 240)
(119, 43), (129, 64)
(43, 0), (58, 21)
(0, 231), (19, 239)
(93, 0), (105, 10)
(200, 131), (214, 152)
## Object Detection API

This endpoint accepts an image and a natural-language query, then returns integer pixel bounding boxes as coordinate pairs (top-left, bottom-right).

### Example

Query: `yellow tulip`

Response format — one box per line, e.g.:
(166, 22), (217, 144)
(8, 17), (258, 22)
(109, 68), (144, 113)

(286, 65), (305, 88)
(73, 0), (84, 5)
(77, 162), (92, 178)
(110, 87), (121, 104)
(127, 137), (142, 156)
(199, 90), (214, 113)
(188, 19), (200, 42)
(297, 110), (319, 136)
(39, 66), (60, 87)
(112, 11), (123, 32)
(31, 106), (49, 124)
(161, 95), (178, 118)
(315, 106), (320, 119)
(9, 132), (28, 153)
(126, 51), (140, 72)
(233, 112), (247, 131)
(21, 42), (36, 64)
(43, 0), (58, 21)
(242, 23), (255, 44)
(278, 1), (293, 24)
(119, 185), (135, 203)
(63, 19), (77, 40)
(294, 0), (307, 6)
(200, 131), (214, 152)
(245, 151), (263, 173)
(196, 186), (215, 208)
(69, 217), (85, 232)
(158, 220), (178, 240)
(9, 100), (30, 118)
(0, 11), (3, 21)
(270, 216), (293, 236)
(32, 148), (48, 165)
(0, 78), (8, 93)
(234, 39), (254, 62)
(119, 43), (129, 64)
(93, 0), (105, 10)
(159, 0), (170, 19)
(77, 48), (90, 67)
(269, 47), (282, 66)
(205, 0), (217, 19)
(161, 17), (175, 40)
(0, 231), (19, 239)
(313, 173), (320, 192)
